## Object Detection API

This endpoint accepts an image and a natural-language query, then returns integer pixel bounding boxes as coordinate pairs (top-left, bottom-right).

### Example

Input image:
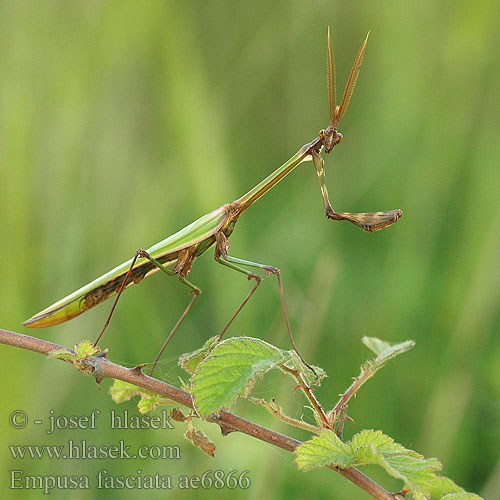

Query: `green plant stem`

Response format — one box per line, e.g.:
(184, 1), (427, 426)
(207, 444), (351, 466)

(330, 366), (375, 424)
(250, 397), (320, 433)
(0, 328), (397, 500)
(281, 364), (331, 429)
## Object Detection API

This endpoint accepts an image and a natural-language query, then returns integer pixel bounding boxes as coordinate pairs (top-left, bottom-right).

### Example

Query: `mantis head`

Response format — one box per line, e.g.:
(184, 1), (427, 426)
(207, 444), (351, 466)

(320, 125), (343, 154)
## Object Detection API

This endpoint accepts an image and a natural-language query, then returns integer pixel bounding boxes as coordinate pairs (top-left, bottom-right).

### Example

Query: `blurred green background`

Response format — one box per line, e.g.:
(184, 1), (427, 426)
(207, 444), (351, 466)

(1, 1), (499, 499)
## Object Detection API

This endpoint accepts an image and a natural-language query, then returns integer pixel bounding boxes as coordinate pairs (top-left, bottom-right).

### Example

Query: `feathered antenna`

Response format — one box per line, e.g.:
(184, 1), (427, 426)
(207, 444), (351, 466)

(327, 26), (337, 127)
(334, 31), (370, 127)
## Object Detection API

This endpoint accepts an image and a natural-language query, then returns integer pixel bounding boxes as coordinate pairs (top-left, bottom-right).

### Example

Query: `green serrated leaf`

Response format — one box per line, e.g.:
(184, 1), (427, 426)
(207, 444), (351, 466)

(355, 445), (440, 494)
(191, 337), (286, 417)
(429, 476), (483, 500)
(362, 336), (415, 366)
(430, 476), (464, 497)
(295, 430), (354, 470)
(351, 429), (413, 455)
(350, 430), (441, 495)
(297, 429), (441, 498)
(179, 336), (220, 374)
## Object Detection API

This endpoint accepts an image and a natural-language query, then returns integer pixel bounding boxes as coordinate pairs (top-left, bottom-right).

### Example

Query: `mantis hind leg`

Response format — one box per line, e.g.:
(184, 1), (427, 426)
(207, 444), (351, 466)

(93, 249), (200, 376)
(214, 233), (316, 377)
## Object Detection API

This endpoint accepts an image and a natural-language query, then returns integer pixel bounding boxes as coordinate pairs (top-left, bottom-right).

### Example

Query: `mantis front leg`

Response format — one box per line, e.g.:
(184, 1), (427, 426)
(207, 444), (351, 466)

(312, 149), (402, 232)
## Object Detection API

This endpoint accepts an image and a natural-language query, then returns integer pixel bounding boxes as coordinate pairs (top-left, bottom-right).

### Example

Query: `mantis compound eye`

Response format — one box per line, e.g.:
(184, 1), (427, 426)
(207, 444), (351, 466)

(334, 132), (343, 145)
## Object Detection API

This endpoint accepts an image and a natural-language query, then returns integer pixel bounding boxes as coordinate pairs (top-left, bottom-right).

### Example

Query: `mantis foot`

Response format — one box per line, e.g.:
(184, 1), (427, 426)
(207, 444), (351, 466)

(248, 273), (263, 283)
(325, 208), (344, 220)
(262, 265), (280, 277)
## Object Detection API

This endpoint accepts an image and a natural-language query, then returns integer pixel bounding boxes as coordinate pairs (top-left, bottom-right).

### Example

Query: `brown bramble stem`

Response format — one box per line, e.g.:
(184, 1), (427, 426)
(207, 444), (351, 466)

(0, 328), (397, 500)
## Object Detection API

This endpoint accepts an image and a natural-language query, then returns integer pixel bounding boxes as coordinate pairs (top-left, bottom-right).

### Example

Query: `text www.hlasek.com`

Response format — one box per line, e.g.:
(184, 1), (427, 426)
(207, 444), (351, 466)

(9, 440), (180, 460)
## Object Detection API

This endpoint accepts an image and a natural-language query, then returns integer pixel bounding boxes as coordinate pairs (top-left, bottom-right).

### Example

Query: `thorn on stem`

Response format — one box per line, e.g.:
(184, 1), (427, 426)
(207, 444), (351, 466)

(94, 370), (106, 389)
(130, 363), (147, 375)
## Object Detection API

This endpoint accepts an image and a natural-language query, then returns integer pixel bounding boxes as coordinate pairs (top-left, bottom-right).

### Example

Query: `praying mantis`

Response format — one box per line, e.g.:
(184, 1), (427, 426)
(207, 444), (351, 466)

(24, 28), (402, 375)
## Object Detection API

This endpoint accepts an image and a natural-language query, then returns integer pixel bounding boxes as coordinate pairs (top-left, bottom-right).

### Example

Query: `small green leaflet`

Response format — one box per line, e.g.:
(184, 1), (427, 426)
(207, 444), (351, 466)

(48, 341), (101, 375)
(191, 337), (287, 418)
(295, 429), (441, 498)
(361, 336), (415, 368)
(49, 341), (100, 361)
(109, 380), (175, 415)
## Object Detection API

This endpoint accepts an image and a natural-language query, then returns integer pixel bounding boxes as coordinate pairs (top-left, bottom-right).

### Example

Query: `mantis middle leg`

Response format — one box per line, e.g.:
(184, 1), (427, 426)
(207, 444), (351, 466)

(214, 232), (315, 375)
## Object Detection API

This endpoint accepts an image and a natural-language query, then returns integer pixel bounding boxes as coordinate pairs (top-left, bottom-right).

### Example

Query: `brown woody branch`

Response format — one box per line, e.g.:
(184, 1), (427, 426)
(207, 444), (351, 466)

(0, 328), (399, 500)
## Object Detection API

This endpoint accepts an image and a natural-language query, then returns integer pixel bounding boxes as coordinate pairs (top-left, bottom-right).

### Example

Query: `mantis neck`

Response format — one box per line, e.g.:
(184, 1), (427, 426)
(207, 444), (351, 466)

(233, 138), (320, 214)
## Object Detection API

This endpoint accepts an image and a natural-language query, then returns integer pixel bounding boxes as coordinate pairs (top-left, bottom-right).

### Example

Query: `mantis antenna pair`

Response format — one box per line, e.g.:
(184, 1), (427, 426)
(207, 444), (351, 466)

(24, 28), (402, 376)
